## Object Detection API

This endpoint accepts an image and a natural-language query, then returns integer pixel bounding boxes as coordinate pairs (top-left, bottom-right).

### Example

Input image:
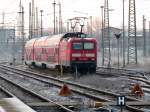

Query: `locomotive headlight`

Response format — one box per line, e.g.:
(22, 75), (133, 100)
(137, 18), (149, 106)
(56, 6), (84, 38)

(91, 58), (95, 60)
(72, 53), (81, 57)
(85, 53), (95, 57)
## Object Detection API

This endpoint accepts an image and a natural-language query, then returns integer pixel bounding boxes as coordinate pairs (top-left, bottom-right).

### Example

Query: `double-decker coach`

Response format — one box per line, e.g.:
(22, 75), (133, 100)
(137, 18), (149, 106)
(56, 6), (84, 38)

(25, 32), (97, 73)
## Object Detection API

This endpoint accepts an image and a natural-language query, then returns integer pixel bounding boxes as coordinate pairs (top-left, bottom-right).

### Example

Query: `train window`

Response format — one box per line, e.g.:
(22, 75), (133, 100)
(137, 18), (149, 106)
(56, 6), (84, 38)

(84, 42), (94, 50)
(72, 42), (83, 50)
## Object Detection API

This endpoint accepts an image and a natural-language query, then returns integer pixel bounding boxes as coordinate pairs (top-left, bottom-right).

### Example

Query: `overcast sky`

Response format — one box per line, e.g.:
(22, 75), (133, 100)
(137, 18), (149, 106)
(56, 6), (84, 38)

(0, 0), (150, 30)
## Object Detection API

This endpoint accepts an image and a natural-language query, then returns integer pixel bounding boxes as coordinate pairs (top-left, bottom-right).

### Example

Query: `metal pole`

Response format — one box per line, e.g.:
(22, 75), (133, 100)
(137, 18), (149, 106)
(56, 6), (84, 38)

(36, 7), (39, 38)
(135, 0), (137, 65)
(67, 21), (69, 32)
(104, 0), (111, 67)
(53, 0), (56, 34)
(149, 21), (150, 56)
(58, 2), (62, 33)
(90, 16), (92, 37)
(115, 34), (121, 69)
(70, 20), (74, 32)
(87, 21), (89, 34)
(108, 9), (111, 67)
(40, 10), (43, 37)
(128, 0), (137, 64)
(29, 2), (32, 39)
(117, 39), (120, 69)
(122, 0), (125, 67)
(56, 17), (58, 34)
(143, 15), (146, 57)
(121, 106), (123, 112)
(80, 25), (84, 33)
(22, 6), (24, 63)
(32, 0), (35, 38)
(101, 6), (104, 66)
(12, 25), (16, 64)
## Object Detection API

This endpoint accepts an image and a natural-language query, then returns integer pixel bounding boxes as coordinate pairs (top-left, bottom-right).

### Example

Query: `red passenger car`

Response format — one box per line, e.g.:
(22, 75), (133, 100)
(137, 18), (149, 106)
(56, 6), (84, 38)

(25, 32), (97, 73)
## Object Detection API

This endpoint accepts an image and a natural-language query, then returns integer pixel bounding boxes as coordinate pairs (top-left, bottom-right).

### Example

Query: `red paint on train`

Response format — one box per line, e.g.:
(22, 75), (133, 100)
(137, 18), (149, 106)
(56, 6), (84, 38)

(25, 32), (97, 73)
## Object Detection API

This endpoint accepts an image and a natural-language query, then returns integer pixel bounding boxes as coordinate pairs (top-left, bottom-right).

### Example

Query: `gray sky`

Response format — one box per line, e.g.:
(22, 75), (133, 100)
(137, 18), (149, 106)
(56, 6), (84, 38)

(0, 0), (150, 30)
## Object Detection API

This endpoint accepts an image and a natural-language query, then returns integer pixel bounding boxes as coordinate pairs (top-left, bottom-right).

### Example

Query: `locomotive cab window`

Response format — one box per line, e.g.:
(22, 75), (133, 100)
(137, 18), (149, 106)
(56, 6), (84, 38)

(72, 42), (82, 50)
(84, 42), (94, 50)
(72, 42), (94, 50)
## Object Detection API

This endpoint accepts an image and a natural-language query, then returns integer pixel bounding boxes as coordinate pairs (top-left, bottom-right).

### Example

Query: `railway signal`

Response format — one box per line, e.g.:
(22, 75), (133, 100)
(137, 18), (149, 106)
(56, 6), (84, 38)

(117, 96), (125, 112)
(114, 33), (121, 69)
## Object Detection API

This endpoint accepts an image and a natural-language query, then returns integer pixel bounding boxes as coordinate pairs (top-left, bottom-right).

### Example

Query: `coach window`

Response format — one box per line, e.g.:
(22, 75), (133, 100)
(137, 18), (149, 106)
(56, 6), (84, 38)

(84, 42), (94, 50)
(72, 42), (82, 50)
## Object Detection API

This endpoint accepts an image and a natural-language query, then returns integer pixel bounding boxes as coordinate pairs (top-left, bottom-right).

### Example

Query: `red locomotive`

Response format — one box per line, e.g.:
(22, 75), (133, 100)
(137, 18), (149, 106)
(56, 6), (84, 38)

(25, 32), (97, 73)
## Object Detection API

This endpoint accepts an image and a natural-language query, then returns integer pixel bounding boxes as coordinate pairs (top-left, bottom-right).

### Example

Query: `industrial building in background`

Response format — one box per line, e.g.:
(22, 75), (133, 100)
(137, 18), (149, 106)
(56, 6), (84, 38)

(0, 27), (16, 61)
(0, 28), (15, 44)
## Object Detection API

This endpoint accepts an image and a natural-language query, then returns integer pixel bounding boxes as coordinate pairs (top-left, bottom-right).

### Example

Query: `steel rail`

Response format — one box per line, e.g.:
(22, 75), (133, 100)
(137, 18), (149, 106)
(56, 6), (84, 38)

(97, 66), (150, 77)
(96, 67), (150, 86)
(0, 73), (74, 112)
(0, 85), (15, 98)
(126, 105), (145, 112)
(0, 65), (147, 112)
(0, 65), (111, 102)
(0, 65), (141, 102)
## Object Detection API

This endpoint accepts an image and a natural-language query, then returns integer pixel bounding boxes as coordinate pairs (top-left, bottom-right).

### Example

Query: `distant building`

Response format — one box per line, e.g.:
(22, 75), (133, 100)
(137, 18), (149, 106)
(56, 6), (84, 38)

(0, 28), (15, 44)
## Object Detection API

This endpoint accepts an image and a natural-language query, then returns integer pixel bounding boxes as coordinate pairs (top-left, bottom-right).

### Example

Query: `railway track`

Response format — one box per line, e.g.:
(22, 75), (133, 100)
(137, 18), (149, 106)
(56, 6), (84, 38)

(0, 69), (75, 112)
(0, 86), (14, 98)
(0, 65), (139, 101)
(97, 67), (150, 92)
(97, 67), (150, 79)
(0, 65), (149, 112)
(97, 66), (150, 100)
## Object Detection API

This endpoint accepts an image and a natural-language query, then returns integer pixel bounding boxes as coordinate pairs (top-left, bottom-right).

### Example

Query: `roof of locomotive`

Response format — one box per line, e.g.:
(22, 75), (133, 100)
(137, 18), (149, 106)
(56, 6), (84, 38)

(25, 38), (37, 48)
(25, 32), (96, 47)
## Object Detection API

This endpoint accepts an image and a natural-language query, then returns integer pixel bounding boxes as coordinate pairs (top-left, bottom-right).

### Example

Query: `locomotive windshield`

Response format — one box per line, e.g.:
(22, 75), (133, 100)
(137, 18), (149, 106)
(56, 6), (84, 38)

(72, 42), (94, 50)
(84, 42), (94, 50)
(72, 42), (83, 50)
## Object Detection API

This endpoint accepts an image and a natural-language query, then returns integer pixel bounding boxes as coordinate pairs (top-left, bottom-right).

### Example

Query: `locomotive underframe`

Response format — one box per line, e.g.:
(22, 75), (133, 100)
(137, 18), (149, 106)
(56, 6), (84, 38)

(70, 61), (96, 73)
